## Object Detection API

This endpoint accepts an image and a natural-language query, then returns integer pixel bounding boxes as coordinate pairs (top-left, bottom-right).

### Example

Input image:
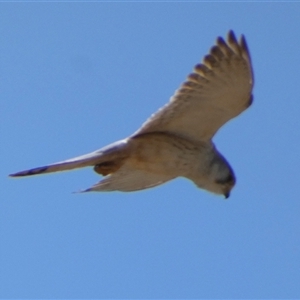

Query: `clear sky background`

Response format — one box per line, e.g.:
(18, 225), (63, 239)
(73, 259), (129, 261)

(1, 2), (300, 299)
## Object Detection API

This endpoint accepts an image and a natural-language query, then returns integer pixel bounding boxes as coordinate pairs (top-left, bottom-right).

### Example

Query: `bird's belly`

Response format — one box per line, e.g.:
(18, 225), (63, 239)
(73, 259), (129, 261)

(129, 133), (206, 176)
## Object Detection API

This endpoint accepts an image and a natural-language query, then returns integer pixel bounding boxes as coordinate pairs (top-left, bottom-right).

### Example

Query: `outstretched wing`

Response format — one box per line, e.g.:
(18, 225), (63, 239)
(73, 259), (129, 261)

(134, 31), (254, 142)
(9, 140), (129, 177)
(9, 152), (104, 177)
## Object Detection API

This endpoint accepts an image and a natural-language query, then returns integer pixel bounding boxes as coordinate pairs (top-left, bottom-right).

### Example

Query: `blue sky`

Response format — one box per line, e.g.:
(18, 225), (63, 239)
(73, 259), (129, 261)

(1, 2), (300, 299)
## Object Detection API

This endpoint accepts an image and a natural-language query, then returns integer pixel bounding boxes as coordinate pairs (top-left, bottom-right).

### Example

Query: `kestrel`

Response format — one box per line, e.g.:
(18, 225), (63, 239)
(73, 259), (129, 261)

(10, 31), (254, 198)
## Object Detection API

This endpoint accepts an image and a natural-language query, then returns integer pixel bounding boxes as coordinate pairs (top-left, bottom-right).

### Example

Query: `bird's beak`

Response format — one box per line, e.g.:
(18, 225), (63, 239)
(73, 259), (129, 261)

(224, 191), (230, 199)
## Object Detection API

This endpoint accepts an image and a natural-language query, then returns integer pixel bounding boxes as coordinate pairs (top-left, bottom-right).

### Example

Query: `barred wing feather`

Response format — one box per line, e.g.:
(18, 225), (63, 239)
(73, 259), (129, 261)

(134, 31), (253, 142)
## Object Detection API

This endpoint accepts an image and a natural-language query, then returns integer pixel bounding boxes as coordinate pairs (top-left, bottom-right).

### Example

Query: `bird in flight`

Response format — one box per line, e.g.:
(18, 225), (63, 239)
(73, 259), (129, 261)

(10, 31), (254, 198)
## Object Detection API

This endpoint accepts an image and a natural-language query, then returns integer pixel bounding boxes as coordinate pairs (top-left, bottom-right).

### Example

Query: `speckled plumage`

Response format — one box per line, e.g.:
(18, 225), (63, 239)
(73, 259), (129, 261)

(10, 31), (254, 198)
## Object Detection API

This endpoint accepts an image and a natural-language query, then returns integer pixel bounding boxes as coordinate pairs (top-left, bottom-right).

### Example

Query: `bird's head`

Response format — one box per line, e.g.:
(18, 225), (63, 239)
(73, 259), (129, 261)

(214, 171), (236, 199)
(191, 148), (236, 198)
(208, 151), (236, 198)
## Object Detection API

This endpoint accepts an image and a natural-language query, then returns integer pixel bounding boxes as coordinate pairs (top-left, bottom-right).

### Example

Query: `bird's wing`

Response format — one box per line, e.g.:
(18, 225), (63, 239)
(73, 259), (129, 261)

(81, 164), (174, 192)
(9, 152), (103, 177)
(134, 31), (254, 142)
(9, 140), (129, 177)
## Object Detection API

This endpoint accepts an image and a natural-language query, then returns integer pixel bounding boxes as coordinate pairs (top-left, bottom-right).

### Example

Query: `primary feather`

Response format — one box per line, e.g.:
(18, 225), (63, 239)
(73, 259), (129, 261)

(134, 30), (253, 141)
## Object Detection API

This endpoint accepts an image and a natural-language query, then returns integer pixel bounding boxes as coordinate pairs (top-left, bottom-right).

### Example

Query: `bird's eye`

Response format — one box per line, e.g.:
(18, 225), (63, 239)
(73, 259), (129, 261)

(215, 173), (235, 185)
(226, 173), (234, 183)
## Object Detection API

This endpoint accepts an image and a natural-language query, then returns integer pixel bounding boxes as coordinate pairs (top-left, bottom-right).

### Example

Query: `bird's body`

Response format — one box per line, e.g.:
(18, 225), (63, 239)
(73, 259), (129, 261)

(10, 31), (254, 198)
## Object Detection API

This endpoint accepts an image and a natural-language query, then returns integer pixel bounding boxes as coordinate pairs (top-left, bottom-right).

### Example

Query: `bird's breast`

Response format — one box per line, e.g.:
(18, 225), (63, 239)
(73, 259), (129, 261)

(129, 132), (210, 176)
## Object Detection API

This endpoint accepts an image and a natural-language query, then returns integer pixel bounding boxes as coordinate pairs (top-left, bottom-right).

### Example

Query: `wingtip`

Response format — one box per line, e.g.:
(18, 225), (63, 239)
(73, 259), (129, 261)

(227, 30), (241, 53)
(227, 30), (237, 43)
(9, 166), (49, 177)
(216, 34), (225, 43)
(240, 34), (251, 58)
(9, 171), (28, 177)
(72, 188), (92, 194)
